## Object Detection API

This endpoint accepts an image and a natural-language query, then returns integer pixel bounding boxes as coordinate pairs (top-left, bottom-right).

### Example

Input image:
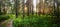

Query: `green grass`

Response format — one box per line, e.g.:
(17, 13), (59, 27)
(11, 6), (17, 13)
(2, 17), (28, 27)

(13, 15), (60, 27)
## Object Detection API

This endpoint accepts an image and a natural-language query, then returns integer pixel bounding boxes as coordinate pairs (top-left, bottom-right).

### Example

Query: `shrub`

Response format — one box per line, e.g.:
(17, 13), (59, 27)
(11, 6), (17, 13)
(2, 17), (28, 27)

(0, 15), (10, 22)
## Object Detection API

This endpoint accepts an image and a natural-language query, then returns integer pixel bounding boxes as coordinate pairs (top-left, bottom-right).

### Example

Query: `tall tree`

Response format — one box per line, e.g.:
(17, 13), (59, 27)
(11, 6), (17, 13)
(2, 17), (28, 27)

(0, 0), (1, 12)
(22, 0), (25, 18)
(53, 0), (59, 18)
(14, 0), (20, 18)
(26, 0), (29, 16)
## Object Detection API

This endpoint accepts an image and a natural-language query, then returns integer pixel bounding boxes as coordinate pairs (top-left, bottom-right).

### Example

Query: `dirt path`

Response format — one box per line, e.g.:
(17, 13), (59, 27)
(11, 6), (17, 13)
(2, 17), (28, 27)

(0, 19), (13, 27)
(6, 20), (13, 27)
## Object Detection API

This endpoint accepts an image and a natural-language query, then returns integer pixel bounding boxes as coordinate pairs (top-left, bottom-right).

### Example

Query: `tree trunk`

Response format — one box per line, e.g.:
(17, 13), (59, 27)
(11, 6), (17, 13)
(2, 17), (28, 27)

(22, 0), (25, 18)
(14, 0), (20, 18)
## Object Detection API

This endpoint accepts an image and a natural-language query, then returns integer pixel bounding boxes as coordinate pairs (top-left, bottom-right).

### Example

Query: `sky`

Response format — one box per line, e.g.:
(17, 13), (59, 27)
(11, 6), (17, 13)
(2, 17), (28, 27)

(33, 0), (36, 8)
(33, 0), (36, 12)
(24, 0), (37, 12)
(33, 0), (40, 12)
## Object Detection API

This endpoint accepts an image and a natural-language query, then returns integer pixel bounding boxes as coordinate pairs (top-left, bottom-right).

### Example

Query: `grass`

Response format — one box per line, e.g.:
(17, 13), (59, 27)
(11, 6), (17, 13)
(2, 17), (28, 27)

(0, 14), (59, 27)
(13, 15), (60, 27)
